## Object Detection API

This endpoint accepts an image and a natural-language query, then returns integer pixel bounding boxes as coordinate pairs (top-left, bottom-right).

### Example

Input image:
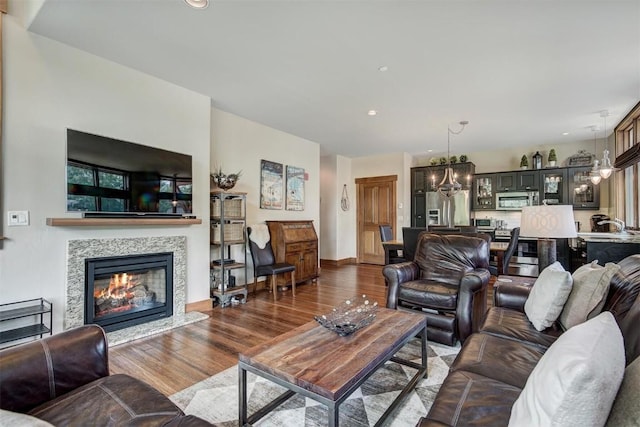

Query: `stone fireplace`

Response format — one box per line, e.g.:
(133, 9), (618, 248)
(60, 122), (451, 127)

(66, 236), (207, 345)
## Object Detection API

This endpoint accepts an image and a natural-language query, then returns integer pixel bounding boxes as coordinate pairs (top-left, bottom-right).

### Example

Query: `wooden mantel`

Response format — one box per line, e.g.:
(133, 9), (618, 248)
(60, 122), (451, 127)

(46, 217), (202, 226)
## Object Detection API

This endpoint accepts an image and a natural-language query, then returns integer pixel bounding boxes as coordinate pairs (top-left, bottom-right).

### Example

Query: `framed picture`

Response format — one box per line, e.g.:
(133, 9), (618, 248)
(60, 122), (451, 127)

(260, 160), (283, 209)
(286, 165), (305, 211)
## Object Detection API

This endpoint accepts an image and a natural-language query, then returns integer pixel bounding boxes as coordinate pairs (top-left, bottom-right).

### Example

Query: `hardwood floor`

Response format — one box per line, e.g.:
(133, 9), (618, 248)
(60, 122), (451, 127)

(109, 263), (496, 396)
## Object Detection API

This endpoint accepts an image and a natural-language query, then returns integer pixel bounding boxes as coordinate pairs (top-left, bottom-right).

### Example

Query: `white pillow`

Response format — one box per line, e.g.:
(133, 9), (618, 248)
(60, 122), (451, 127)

(559, 261), (619, 330)
(524, 261), (573, 331)
(509, 312), (625, 427)
(0, 410), (54, 426)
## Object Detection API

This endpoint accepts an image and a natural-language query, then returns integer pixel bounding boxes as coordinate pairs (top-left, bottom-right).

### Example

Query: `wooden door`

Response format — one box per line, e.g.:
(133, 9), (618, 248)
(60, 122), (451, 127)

(356, 175), (397, 265)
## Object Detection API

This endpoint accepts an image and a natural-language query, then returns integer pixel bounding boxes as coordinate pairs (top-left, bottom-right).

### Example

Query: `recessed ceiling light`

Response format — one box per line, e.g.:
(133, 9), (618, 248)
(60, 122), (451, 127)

(184, 0), (209, 10)
(562, 132), (569, 136)
(378, 66), (388, 72)
(367, 110), (377, 116)
(427, 149), (433, 153)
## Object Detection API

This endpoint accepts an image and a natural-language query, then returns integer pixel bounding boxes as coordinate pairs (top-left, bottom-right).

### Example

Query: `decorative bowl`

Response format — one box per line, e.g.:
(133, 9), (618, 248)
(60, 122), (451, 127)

(314, 295), (378, 336)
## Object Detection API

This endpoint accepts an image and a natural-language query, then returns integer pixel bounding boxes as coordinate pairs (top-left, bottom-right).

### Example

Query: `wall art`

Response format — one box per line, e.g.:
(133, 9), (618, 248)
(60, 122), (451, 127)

(286, 165), (305, 211)
(260, 160), (283, 209)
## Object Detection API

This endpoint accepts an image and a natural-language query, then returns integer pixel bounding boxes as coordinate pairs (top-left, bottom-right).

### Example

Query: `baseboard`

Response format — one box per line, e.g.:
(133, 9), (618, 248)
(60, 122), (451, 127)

(185, 299), (212, 313)
(320, 258), (357, 267)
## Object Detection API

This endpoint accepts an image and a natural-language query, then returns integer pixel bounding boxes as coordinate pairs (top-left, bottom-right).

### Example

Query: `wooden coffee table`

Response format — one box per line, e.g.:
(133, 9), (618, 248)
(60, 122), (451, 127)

(238, 308), (427, 427)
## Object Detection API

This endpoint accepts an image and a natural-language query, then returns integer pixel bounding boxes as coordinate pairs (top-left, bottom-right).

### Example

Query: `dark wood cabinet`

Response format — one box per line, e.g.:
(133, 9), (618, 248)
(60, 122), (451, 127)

(568, 166), (600, 209)
(517, 170), (539, 191)
(496, 172), (517, 191)
(266, 220), (318, 286)
(472, 173), (496, 210)
(539, 168), (568, 205)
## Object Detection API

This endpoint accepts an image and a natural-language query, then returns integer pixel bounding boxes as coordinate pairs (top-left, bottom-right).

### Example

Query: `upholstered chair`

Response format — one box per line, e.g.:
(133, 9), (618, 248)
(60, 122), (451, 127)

(383, 233), (491, 346)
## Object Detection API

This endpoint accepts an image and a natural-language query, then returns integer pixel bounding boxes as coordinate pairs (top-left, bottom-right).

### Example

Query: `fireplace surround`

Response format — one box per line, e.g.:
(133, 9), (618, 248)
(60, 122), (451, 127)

(66, 236), (207, 345)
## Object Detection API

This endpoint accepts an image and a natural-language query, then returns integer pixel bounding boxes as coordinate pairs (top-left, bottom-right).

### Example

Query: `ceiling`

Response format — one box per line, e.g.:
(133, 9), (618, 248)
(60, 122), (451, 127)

(26, 0), (640, 158)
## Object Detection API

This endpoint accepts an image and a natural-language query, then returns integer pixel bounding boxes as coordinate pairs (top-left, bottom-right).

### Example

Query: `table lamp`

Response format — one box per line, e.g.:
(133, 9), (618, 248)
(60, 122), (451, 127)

(520, 204), (577, 273)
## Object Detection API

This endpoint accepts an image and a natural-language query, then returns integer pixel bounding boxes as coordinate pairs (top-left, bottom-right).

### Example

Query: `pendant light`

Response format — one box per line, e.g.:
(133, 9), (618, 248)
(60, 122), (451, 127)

(437, 120), (468, 198)
(598, 110), (614, 179)
(590, 126), (602, 185)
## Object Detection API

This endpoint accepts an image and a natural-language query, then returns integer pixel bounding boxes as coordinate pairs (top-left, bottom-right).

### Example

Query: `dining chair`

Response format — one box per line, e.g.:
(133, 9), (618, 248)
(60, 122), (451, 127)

(490, 227), (520, 276)
(247, 225), (296, 301)
(379, 224), (405, 264)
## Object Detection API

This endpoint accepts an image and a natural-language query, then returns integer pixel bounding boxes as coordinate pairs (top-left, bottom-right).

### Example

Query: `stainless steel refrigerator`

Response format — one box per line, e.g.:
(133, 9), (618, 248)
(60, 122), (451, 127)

(425, 190), (471, 227)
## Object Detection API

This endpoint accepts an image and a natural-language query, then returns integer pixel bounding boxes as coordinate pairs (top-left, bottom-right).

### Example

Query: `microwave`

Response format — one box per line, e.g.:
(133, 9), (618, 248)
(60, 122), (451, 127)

(496, 192), (538, 210)
(474, 218), (493, 228)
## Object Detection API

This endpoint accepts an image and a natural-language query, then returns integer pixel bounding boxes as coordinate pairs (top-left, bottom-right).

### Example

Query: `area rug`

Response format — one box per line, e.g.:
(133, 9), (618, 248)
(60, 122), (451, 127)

(170, 338), (460, 426)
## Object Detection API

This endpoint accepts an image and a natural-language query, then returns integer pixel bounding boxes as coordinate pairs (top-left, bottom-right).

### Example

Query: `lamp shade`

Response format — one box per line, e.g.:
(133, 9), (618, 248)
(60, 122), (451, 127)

(520, 205), (577, 239)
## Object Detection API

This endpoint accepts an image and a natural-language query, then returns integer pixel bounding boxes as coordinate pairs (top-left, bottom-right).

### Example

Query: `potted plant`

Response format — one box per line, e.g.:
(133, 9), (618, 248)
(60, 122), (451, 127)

(449, 155), (458, 164)
(548, 149), (557, 167)
(520, 155), (529, 170)
(429, 157), (438, 166)
(439, 157), (447, 165)
(459, 154), (468, 163)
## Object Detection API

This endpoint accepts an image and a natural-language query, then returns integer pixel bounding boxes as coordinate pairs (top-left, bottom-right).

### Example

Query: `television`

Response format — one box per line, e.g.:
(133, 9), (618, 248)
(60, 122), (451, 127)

(66, 129), (193, 217)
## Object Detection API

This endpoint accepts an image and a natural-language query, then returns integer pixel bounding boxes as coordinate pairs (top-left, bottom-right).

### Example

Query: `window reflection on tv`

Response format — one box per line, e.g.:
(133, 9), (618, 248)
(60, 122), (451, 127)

(66, 129), (193, 214)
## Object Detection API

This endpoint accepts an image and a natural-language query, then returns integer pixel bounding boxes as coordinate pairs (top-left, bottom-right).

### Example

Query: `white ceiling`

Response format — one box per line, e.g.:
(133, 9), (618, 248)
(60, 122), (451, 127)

(26, 0), (640, 158)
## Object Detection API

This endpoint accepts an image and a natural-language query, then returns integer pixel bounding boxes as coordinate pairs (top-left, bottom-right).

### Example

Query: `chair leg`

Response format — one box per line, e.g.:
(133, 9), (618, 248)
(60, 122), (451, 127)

(291, 270), (296, 297)
(272, 274), (277, 301)
(253, 276), (258, 295)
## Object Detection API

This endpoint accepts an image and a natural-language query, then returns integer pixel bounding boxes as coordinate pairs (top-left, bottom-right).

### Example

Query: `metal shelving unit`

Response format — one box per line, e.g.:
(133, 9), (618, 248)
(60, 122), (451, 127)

(0, 298), (52, 346)
(210, 191), (248, 307)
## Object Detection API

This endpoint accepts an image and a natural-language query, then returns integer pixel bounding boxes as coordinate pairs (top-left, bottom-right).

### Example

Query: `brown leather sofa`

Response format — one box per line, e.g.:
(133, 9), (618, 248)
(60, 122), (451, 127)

(0, 324), (214, 426)
(383, 233), (491, 346)
(419, 254), (640, 426)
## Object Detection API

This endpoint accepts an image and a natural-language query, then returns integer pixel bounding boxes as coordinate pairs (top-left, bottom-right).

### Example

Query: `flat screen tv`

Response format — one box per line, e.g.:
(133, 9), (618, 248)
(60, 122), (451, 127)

(66, 129), (193, 216)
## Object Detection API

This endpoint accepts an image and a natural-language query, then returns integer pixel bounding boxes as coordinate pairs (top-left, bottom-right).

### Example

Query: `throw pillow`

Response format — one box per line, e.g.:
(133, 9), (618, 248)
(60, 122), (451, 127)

(559, 261), (620, 330)
(524, 261), (573, 331)
(606, 356), (640, 427)
(0, 410), (54, 426)
(509, 312), (625, 427)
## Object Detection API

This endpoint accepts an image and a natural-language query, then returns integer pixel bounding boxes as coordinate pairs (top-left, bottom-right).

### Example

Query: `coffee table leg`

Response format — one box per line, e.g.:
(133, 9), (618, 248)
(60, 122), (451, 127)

(239, 365), (247, 426)
(421, 326), (428, 377)
(328, 402), (339, 427)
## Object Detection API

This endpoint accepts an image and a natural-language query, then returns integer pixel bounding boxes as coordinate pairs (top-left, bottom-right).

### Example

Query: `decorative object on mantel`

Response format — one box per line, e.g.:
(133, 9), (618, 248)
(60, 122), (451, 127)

(438, 157), (447, 165)
(341, 184), (350, 211)
(548, 149), (557, 167)
(568, 149), (595, 166)
(449, 155), (458, 164)
(459, 154), (468, 163)
(314, 295), (379, 336)
(520, 155), (529, 170)
(211, 168), (242, 191)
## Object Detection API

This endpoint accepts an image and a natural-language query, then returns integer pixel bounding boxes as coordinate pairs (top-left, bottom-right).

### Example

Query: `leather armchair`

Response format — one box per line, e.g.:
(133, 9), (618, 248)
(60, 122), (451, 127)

(383, 233), (491, 346)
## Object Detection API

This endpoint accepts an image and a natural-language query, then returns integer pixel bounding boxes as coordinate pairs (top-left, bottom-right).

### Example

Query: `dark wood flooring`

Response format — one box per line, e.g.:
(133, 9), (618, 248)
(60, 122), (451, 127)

(109, 263), (496, 396)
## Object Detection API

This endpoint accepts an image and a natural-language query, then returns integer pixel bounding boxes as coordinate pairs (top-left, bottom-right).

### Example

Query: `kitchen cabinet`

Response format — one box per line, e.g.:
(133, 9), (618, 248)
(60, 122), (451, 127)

(568, 166), (600, 209)
(266, 220), (318, 286)
(412, 193), (427, 227)
(472, 173), (496, 210)
(540, 168), (568, 205)
(496, 172), (517, 191)
(517, 170), (539, 191)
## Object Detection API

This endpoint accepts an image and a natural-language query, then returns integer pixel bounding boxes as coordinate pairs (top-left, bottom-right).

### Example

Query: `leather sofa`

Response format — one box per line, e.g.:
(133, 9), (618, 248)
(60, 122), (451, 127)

(419, 254), (640, 426)
(384, 233), (491, 346)
(0, 324), (214, 426)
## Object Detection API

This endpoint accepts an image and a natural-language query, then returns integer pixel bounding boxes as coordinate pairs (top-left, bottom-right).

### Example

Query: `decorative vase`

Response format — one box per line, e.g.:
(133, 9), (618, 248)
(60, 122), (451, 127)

(521, 166), (528, 170)
(548, 161), (557, 167)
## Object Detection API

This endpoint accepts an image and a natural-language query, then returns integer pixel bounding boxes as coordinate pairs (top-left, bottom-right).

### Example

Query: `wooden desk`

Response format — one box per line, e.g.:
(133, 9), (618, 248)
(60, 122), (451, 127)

(382, 240), (404, 265)
(490, 242), (509, 275)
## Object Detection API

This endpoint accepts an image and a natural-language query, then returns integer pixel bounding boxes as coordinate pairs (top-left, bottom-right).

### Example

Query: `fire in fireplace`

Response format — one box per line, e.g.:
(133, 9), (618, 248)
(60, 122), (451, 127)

(85, 253), (173, 332)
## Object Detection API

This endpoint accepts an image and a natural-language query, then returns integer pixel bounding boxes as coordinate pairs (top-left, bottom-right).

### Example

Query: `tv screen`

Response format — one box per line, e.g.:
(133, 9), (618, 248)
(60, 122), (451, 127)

(66, 129), (193, 215)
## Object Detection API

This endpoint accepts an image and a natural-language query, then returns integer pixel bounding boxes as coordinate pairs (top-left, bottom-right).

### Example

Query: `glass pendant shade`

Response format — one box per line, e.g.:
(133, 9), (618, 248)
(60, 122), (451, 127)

(599, 149), (613, 179)
(590, 160), (602, 185)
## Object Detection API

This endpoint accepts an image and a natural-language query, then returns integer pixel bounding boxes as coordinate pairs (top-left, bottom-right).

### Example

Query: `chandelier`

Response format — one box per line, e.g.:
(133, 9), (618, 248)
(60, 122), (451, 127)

(598, 110), (615, 179)
(437, 120), (468, 198)
(589, 126), (602, 185)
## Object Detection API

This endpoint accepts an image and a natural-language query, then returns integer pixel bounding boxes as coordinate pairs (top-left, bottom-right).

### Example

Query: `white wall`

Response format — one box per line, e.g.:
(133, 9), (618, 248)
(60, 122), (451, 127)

(1, 14), (212, 333)
(210, 108), (320, 278)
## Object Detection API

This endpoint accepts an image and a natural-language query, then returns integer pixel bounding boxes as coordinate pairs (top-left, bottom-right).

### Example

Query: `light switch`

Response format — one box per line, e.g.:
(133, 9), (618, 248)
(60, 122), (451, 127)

(8, 211), (29, 226)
